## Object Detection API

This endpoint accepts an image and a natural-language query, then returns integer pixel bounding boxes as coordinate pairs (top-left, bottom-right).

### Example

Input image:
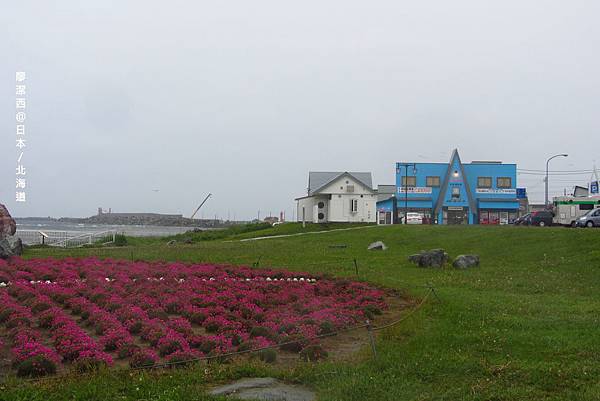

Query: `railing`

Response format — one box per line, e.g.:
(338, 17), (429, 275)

(16, 230), (117, 248)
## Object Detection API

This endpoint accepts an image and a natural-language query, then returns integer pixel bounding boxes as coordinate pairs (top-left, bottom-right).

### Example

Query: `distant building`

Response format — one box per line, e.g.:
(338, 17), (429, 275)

(263, 216), (279, 224)
(376, 185), (396, 225)
(295, 172), (377, 223)
(377, 149), (520, 225)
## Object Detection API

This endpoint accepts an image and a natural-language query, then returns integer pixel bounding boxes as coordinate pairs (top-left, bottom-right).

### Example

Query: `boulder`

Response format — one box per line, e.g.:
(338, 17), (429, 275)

(0, 204), (16, 237)
(452, 255), (480, 269)
(210, 377), (315, 401)
(367, 241), (387, 251)
(408, 249), (448, 268)
(0, 205), (21, 259)
(0, 237), (23, 259)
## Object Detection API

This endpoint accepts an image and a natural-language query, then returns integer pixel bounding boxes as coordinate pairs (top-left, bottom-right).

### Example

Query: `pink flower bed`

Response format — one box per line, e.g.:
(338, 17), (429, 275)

(0, 257), (388, 375)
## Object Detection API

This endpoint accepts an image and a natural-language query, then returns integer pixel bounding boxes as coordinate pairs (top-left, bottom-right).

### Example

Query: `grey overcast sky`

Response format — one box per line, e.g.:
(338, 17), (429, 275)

(1, 1), (599, 219)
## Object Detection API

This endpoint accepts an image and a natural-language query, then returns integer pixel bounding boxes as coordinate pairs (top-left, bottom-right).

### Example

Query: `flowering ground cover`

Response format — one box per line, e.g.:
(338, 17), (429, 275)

(0, 257), (388, 377)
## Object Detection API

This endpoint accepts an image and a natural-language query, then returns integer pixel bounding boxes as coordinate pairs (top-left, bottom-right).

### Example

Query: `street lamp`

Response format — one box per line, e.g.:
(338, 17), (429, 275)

(398, 163), (417, 224)
(545, 153), (568, 207)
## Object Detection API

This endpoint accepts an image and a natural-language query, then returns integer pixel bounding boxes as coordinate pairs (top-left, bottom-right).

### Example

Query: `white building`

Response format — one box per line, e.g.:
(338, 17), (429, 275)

(295, 172), (377, 223)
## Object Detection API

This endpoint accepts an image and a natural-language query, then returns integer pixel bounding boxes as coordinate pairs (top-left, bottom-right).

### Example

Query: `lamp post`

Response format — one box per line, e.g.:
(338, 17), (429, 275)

(398, 163), (417, 224)
(545, 153), (568, 207)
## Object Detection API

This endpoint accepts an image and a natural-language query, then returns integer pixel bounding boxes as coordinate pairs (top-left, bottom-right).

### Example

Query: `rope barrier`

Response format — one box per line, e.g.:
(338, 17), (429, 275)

(3, 286), (436, 384)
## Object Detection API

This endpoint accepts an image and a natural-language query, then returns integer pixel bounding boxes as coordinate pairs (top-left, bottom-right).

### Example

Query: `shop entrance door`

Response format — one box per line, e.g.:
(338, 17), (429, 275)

(447, 208), (468, 225)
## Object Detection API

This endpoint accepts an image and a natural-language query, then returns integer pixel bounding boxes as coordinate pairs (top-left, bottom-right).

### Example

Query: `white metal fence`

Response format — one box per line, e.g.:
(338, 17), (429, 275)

(16, 230), (117, 248)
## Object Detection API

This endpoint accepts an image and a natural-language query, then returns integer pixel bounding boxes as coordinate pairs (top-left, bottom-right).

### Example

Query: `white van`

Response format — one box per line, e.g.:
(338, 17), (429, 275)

(553, 196), (600, 226)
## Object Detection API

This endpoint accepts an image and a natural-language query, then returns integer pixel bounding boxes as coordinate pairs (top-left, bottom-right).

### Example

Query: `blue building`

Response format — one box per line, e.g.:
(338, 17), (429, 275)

(377, 149), (520, 225)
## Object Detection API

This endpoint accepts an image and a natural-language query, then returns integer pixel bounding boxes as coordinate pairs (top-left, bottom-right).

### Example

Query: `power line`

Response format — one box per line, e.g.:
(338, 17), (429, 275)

(517, 172), (593, 176)
(518, 168), (594, 173)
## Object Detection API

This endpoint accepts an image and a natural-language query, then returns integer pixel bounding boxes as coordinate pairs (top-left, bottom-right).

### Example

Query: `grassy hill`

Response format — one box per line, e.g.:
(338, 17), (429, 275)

(124, 221), (374, 245)
(7, 225), (600, 401)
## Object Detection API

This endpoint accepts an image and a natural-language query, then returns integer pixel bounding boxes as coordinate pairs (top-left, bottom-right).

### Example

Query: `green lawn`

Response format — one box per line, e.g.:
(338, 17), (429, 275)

(4, 225), (600, 401)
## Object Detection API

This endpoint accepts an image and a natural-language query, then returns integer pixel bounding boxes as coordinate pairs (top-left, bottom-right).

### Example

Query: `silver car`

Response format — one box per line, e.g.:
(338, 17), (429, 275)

(576, 208), (600, 227)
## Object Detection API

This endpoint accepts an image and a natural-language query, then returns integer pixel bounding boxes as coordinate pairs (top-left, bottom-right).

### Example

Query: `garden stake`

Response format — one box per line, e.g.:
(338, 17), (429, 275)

(366, 319), (377, 358)
(426, 283), (441, 303)
(354, 258), (359, 276)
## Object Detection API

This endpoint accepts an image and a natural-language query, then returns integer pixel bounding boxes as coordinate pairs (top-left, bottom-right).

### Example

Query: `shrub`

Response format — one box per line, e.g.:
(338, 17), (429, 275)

(72, 355), (110, 373)
(257, 348), (277, 363)
(129, 349), (158, 368)
(300, 344), (328, 362)
(31, 301), (51, 314)
(157, 338), (185, 357)
(128, 321), (143, 334)
(189, 312), (207, 325)
(148, 309), (168, 321)
(318, 321), (336, 336)
(0, 308), (14, 323)
(50, 293), (69, 304)
(197, 339), (217, 354)
(277, 323), (297, 335)
(16, 355), (57, 378)
(166, 351), (197, 367)
(38, 313), (55, 328)
(363, 305), (382, 319)
(117, 343), (140, 359)
(113, 234), (128, 247)
(90, 293), (107, 304)
(249, 326), (276, 340)
(205, 320), (220, 333)
(280, 335), (307, 353)
(237, 341), (252, 352)
(6, 316), (29, 329)
(72, 359), (99, 373)
(165, 302), (181, 314)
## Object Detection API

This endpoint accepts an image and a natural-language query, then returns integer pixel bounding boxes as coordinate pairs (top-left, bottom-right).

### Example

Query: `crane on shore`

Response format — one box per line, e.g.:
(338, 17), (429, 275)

(190, 193), (212, 219)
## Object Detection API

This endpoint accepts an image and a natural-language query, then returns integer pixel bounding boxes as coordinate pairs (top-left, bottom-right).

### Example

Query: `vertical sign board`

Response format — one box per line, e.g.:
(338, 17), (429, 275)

(516, 188), (527, 199)
(591, 181), (599, 194)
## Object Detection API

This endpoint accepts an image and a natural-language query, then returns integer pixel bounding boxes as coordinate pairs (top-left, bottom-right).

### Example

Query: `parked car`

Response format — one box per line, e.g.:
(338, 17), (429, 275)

(576, 208), (600, 227)
(401, 212), (423, 224)
(514, 213), (531, 226)
(528, 210), (554, 227)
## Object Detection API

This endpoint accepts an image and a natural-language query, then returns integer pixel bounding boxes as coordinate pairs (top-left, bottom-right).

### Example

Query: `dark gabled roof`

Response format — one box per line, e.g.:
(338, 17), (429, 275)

(377, 184), (396, 194)
(433, 149), (477, 215)
(308, 172), (373, 195)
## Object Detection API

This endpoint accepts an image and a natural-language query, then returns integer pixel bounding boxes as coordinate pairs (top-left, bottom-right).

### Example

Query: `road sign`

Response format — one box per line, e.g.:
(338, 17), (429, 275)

(516, 188), (527, 199)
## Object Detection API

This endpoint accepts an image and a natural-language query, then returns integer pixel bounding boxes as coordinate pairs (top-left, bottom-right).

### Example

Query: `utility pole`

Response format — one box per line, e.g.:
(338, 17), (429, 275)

(590, 163), (600, 195)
